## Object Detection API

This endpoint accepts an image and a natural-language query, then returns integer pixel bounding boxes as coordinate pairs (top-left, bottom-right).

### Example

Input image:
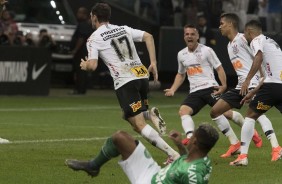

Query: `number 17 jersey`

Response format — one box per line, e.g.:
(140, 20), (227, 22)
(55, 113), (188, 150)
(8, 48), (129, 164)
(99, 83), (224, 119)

(87, 24), (149, 89)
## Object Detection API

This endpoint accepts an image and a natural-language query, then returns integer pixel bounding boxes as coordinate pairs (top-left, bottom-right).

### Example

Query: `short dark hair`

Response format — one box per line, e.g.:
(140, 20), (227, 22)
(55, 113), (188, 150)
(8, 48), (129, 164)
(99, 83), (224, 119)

(245, 20), (262, 31)
(194, 123), (219, 154)
(220, 13), (239, 30)
(184, 24), (199, 33)
(91, 3), (111, 22)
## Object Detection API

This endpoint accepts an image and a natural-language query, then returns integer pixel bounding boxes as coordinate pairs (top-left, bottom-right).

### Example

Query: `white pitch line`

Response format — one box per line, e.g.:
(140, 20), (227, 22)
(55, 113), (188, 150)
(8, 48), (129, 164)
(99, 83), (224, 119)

(0, 133), (178, 145)
(9, 137), (109, 144)
(3, 135), (145, 145)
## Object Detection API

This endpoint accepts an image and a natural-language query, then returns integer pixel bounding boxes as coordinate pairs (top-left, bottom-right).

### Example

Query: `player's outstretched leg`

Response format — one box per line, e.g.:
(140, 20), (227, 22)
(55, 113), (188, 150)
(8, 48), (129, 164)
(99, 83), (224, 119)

(65, 160), (100, 177)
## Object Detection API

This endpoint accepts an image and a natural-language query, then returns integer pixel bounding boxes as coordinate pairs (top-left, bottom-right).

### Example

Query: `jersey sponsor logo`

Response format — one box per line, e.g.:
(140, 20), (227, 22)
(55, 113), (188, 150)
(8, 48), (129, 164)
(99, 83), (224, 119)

(186, 65), (203, 76)
(130, 100), (142, 112)
(256, 101), (271, 111)
(187, 164), (198, 183)
(131, 65), (148, 77)
(108, 63), (119, 77)
(266, 63), (272, 76)
(100, 27), (125, 37)
(190, 82), (209, 91)
(154, 165), (171, 182)
(103, 30), (126, 41)
(232, 60), (243, 70)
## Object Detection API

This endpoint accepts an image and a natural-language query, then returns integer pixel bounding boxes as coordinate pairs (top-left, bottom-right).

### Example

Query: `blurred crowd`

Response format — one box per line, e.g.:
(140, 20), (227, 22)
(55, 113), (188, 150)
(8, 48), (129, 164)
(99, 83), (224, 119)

(107, 0), (282, 33)
(1, 0), (281, 48)
(0, 9), (56, 48)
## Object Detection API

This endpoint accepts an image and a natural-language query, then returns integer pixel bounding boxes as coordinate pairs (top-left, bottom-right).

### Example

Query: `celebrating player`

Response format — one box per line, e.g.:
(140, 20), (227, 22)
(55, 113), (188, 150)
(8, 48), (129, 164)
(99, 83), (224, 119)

(164, 24), (244, 150)
(210, 13), (271, 158)
(78, 2), (179, 164)
(230, 20), (282, 166)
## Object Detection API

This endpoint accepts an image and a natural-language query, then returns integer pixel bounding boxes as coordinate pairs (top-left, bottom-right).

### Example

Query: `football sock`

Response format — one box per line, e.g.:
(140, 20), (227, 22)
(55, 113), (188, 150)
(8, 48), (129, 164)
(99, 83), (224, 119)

(231, 111), (244, 127)
(240, 117), (255, 154)
(181, 115), (194, 138)
(89, 137), (120, 170)
(213, 115), (238, 144)
(257, 115), (279, 148)
(141, 124), (177, 156)
(143, 110), (150, 121)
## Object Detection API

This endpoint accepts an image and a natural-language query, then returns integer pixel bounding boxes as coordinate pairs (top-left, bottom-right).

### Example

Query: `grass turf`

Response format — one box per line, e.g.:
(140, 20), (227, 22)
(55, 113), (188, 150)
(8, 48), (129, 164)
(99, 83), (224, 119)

(0, 89), (281, 184)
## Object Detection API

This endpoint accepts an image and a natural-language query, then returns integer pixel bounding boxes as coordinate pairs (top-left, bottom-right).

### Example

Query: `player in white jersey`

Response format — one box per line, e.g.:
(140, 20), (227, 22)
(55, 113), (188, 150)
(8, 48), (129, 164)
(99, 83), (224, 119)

(210, 13), (271, 158)
(230, 20), (282, 166)
(78, 3), (179, 164)
(164, 24), (244, 149)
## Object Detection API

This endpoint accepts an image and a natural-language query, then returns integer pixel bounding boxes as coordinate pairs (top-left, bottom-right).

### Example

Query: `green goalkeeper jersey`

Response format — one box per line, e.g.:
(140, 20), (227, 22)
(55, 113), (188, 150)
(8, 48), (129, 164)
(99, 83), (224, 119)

(151, 155), (212, 184)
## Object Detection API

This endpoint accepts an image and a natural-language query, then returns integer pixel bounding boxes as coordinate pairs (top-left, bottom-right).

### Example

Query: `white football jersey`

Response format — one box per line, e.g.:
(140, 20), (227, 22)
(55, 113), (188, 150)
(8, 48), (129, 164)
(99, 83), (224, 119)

(87, 24), (149, 89)
(250, 34), (282, 84)
(177, 44), (220, 93)
(227, 33), (260, 89)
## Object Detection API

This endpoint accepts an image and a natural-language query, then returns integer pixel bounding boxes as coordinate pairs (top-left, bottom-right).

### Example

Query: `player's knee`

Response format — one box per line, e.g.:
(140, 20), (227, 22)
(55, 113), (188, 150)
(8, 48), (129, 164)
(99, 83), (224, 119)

(113, 130), (129, 142)
(210, 108), (218, 119)
(179, 106), (192, 116)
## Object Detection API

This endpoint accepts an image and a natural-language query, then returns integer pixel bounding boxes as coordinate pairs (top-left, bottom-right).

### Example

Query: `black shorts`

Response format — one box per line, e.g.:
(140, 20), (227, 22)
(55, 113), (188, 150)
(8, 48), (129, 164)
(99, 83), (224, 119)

(220, 88), (244, 109)
(181, 87), (220, 116)
(115, 79), (149, 119)
(249, 83), (282, 114)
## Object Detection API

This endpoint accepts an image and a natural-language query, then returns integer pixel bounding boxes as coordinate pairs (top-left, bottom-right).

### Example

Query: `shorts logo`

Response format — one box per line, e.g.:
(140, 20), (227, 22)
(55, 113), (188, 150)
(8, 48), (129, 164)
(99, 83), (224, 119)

(256, 101), (271, 111)
(130, 100), (142, 112)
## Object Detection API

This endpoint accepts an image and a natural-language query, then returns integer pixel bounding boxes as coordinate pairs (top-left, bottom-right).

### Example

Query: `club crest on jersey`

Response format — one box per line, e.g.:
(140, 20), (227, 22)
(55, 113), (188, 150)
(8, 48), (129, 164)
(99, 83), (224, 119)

(232, 44), (239, 54)
(195, 54), (202, 63)
(130, 100), (142, 112)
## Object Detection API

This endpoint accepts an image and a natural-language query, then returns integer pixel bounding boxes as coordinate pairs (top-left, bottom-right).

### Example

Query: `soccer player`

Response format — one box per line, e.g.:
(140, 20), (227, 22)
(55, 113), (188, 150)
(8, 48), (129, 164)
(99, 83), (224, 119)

(230, 20), (282, 166)
(210, 13), (270, 158)
(66, 123), (219, 183)
(164, 24), (244, 148)
(0, 0), (9, 144)
(78, 3), (179, 164)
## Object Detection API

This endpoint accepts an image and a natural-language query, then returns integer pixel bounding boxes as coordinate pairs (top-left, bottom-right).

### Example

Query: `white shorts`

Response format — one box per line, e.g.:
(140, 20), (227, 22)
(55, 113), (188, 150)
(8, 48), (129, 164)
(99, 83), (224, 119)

(118, 141), (161, 184)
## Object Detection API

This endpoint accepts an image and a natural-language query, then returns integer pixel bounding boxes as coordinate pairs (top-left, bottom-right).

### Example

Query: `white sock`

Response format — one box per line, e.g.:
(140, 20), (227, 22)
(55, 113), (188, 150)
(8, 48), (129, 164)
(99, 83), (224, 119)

(141, 124), (177, 156)
(231, 111), (244, 127)
(257, 115), (279, 148)
(143, 110), (150, 120)
(181, 115), (194, 138)
(213, 115), (239, 145)
(241, 117), (255, 154)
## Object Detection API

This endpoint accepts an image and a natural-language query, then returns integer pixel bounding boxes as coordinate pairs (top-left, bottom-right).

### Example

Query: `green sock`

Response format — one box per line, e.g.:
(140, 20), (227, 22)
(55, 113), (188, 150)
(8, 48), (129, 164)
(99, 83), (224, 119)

(89, 137), (120, 170)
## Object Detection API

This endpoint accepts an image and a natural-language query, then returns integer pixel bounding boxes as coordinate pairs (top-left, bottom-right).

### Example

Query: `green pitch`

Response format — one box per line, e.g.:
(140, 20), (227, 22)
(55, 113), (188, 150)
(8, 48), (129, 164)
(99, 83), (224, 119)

(0, 89), (281, 184)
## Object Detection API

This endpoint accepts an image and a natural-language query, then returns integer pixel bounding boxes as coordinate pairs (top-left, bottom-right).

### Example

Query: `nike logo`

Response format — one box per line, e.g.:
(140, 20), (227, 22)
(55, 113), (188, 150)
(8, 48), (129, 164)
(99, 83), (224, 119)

(32, 64), (47, 80)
